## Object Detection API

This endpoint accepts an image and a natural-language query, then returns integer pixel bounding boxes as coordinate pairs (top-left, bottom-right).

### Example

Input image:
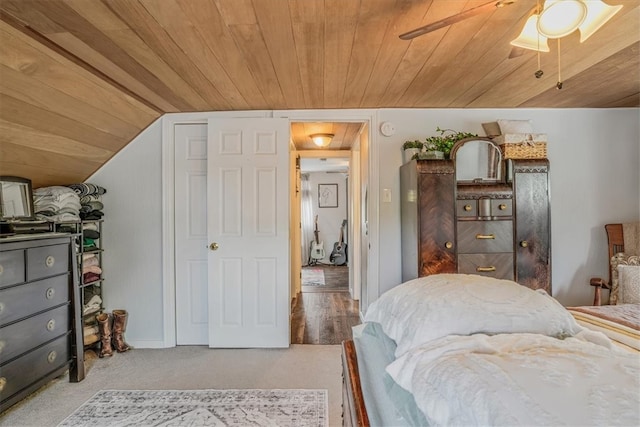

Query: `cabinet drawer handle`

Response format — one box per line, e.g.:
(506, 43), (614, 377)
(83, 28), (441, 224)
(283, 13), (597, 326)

(0, 264), (3, 276)
(46, 287), (55, 299)
(463, 204), (472, 212)
(45, 255), (55, 267)
(0, 377), (6, 392)
(477, 266), (497, 272)
(475, 234), (495, 240)
(445, 241), (453, 249)
(0, 340), (5, 354)
(520, 240), (529, 248)
(0, 302), (4, 314)
(499, 204), (507, 210)
(47, 319), (56, 331)
(47, 350), (57, 364)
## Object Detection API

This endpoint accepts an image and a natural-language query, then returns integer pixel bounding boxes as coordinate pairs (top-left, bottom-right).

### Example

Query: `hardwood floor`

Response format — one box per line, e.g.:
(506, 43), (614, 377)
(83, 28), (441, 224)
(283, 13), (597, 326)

(291, 265), (361, 344)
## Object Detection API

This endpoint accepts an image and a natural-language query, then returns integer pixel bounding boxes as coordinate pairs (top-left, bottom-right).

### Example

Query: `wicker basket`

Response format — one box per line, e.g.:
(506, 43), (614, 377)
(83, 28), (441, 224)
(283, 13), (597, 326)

(499, 142), (547, 159)
(494, 133), (547, 159)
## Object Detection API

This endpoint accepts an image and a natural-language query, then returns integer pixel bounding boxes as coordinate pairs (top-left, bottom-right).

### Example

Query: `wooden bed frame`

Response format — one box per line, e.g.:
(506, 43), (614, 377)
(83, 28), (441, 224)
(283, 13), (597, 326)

(341, 340), (369, 427)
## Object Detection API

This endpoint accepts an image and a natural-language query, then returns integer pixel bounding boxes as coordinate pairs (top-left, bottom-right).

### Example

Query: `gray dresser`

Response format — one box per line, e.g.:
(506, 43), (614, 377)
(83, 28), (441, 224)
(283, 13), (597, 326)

(0, 233), (85, 413)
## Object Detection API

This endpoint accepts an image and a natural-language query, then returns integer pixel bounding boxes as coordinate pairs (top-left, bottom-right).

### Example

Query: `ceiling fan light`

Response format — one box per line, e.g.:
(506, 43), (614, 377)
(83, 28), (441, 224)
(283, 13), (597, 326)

(310, 133), (334, 147)
(537, 0), (587, 38)
(510, 14), (550, 52)
(578, 0), (623, 42)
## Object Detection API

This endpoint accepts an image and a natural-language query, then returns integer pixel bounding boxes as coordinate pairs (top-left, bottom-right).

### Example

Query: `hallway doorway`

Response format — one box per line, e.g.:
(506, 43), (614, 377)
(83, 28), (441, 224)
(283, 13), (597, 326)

(290, 128), (364, 344)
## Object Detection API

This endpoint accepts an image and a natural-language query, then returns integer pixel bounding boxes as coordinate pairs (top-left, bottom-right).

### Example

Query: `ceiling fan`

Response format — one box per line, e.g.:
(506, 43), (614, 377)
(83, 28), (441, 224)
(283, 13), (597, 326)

(398, 0), (623, 88)
(398, 0), (517, 41)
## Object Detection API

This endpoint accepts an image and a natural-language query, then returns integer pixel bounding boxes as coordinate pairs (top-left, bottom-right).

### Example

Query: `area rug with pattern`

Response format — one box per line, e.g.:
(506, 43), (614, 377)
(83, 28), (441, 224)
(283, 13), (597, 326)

(58, 389), (328, 427)
(301, 268), (325, 286)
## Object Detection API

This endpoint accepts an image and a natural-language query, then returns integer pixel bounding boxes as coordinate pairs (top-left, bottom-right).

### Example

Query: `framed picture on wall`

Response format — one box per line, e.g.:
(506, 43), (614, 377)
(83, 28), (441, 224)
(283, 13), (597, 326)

(318, 184), (338, 208)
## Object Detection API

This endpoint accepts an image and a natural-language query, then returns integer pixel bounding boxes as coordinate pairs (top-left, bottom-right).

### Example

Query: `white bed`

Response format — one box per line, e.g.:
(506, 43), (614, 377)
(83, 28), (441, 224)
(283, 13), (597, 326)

(567, 303), (640, 351)
(342, 274), (640, 426)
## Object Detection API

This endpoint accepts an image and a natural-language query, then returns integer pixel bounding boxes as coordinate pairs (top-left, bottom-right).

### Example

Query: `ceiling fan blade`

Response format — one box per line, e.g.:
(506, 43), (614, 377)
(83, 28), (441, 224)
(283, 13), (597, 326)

(399, 0), (516, 40)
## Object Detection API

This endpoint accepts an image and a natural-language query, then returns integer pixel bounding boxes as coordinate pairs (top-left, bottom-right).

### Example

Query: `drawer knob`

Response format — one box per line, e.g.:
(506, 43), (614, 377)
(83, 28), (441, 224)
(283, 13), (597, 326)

(0, 302), (4, 314)
(0, 264), (3, 275)
(45, 255), (55, 267)
(463, 204), (472, 212)
(46, 287), (55, 299)
(47, 319), (56, 331)
(47, 350), (57, 364)
(499, 204), (507, 210)
(0, 340), (5, 354)
(477, 266), (497, 272)
(445, 241), (453, 249)
(0, 377), (6, 392)
(520, 240), (529, 248)
(476, 234), (495, 240)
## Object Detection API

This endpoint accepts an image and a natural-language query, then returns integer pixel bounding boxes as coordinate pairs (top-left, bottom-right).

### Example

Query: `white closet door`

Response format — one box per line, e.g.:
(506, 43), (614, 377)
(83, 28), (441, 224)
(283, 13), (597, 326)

(174, 123), (209, 344)
(207, 118), (290, 348)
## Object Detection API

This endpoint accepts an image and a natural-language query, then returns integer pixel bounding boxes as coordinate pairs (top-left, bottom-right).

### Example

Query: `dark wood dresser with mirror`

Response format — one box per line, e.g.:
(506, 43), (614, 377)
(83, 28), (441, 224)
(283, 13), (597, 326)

(0, 175), (85, 413)
(400, 137), (551, 293)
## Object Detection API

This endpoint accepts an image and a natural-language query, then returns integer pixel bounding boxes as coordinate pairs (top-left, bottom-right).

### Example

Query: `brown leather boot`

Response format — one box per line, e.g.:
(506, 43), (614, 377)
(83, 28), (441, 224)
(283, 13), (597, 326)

(112, 309), (131, 352)
(96, 312), (113, 358)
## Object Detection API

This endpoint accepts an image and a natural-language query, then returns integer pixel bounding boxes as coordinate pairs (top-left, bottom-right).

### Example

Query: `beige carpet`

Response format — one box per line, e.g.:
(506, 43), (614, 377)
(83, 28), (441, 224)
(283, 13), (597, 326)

(0, 345), (342, 427)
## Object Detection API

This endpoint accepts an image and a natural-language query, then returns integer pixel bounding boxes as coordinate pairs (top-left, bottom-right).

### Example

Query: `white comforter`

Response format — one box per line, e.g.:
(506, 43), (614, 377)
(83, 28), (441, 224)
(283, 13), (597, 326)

(386, 332), (640, 426)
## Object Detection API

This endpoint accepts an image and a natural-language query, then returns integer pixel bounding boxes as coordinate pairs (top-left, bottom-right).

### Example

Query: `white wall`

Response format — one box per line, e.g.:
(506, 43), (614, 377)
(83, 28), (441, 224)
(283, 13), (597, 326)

(305, 172), (348, 264)
(92, 108), (639, 347)
(89, 118), (166, 347)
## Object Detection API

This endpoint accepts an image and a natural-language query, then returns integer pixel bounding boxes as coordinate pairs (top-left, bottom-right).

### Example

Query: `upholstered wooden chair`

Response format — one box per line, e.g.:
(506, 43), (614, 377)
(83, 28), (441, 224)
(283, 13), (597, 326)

(590, 223), (640, 306)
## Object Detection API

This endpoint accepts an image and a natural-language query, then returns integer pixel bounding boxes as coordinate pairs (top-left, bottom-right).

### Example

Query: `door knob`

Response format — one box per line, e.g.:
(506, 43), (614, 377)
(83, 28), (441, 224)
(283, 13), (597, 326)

(209, 242), (219, 251)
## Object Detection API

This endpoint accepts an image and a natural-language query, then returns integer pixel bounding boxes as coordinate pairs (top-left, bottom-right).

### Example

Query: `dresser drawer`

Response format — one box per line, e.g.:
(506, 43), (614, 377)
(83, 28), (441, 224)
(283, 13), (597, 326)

(0, 305), (69, 362)
(491, 199), (512, 217)
(456, 200), (477, 218)
(0, 250), (25, 289)
(457, 221), (513, 253)
(0, 275), (69, 326)
(26, 244), (69, 282)
(0, 334), (69, 403)
(458, 253), (514, 280)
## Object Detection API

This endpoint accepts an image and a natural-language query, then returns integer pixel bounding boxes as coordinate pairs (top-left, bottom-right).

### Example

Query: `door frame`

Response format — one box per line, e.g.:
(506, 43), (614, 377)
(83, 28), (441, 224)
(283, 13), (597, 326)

(161, 109), (379, 347)
(294, 148), (354, 299)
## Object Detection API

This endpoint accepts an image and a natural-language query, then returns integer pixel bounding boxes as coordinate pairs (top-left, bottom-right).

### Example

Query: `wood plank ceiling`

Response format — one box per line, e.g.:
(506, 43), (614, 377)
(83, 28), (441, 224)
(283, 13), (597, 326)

(0, 0), (638, 187)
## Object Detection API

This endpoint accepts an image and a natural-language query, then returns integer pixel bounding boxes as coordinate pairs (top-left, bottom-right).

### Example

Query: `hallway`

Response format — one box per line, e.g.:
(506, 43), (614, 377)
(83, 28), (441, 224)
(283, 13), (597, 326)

(291, 265), (361, 344)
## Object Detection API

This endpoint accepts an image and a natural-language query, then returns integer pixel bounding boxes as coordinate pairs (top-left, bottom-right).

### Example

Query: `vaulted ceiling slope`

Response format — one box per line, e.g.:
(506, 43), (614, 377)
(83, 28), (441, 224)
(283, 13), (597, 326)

(1, 0), (638, 187)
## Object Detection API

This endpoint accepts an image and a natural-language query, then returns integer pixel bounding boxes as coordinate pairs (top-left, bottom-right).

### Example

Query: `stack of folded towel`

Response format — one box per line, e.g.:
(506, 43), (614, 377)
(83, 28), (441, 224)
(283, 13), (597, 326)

(66, 183), (106, 220)
(82, 252), (102, 285)
(33, 186), (81, 222)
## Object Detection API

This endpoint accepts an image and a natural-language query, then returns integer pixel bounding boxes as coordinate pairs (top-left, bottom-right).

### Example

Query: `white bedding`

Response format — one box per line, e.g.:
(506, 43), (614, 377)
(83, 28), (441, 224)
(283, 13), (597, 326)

(386, 333), (640, 426)
(365, 274), (582, 357)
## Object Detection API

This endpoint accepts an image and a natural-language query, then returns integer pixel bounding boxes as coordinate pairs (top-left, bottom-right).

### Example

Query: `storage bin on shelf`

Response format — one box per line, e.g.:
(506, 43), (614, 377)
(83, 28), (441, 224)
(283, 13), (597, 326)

(493, 133), (547, 159)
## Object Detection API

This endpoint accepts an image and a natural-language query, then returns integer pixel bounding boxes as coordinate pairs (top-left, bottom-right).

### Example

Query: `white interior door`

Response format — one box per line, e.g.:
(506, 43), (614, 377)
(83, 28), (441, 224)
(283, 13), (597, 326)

(175, 123), (208, 345)
(207, 118), (290, 348)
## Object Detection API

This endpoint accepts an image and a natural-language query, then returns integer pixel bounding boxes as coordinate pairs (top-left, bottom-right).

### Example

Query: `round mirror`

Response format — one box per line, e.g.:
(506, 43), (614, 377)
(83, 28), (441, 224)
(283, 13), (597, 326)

(451, 138), (503, 183)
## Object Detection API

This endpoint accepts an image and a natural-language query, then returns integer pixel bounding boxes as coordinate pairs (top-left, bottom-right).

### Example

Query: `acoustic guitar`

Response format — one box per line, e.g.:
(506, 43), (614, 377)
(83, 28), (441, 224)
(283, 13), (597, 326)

(330, 220), (347, 266)
(309, 215), (325, 263)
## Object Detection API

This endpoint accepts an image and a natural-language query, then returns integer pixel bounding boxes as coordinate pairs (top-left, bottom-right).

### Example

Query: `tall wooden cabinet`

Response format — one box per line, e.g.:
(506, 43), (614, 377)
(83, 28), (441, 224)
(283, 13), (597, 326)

(400, 138), (551, 294)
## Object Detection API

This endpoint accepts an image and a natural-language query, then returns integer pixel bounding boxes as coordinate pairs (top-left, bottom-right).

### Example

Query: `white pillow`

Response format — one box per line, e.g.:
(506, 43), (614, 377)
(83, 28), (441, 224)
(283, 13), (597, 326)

(364, 274), (582, 357)
(618, 265), (640, 304)
(497, 119), (534, 134)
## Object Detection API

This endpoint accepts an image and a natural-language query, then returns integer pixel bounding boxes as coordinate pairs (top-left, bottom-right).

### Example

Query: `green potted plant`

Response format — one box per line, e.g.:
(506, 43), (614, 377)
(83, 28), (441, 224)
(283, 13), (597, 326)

(402, 139), (424, 163)
(424, 127), (478, 159)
